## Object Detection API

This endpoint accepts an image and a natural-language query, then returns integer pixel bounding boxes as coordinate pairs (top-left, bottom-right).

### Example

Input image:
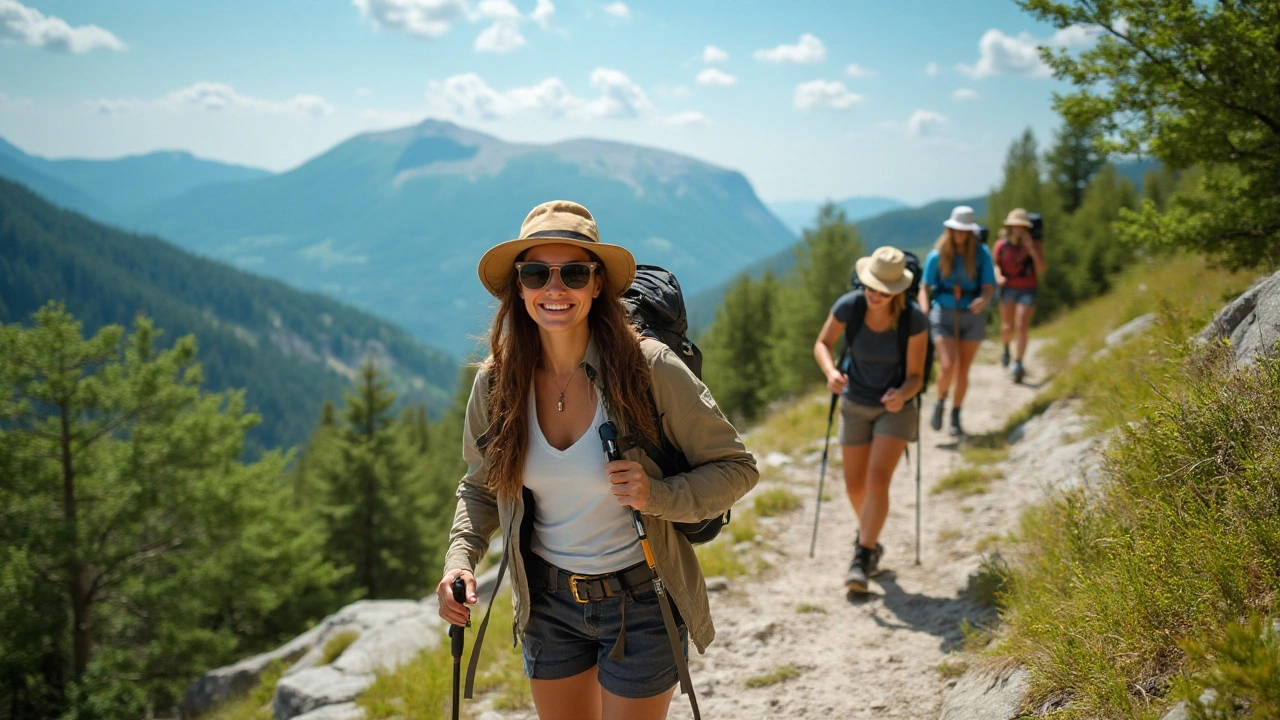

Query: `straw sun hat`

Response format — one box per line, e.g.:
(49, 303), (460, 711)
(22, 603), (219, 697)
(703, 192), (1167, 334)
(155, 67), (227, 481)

(855, 246), (914, 295)
(1003, 208), (1034, 228)
(476, 200), (637, 297)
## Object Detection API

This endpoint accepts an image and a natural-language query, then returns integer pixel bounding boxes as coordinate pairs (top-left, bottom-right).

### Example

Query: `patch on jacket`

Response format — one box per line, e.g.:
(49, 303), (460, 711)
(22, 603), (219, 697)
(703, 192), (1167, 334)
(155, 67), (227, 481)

(700, 387), (717, 409)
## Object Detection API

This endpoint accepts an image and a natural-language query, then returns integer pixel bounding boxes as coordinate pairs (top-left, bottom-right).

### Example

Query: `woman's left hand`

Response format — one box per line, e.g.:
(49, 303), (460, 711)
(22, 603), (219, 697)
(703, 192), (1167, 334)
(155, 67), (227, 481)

(607, 459), (650, 511)
(969, 296), (988, 314)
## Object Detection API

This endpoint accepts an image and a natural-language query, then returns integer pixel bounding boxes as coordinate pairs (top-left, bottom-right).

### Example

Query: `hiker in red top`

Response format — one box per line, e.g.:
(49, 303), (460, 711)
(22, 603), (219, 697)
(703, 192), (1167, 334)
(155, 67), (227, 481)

(993, 208), (1047, 383)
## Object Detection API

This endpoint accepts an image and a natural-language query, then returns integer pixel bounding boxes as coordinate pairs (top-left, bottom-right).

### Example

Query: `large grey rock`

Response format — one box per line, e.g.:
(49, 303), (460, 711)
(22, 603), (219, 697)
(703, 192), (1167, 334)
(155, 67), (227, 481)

(1005, 400), (1110, 494)
(1094, 313), (1157, 359)
(938, 666), (1030, 720)
(284, 600), (425, 676)
(273, 666), (376, 720)
(1199, 269), (1280, 366)
(183, 621), (327, 715)
(292, 702), (366, 720)
(331, 609), (442, 675)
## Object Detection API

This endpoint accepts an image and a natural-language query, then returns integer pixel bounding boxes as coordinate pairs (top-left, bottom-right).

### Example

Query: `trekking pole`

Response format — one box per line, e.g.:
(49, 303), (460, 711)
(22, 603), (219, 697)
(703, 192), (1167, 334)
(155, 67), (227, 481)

(809, 392), (838, 559)
(915, 398), (922, 566)
(449, 577), (468, 720)
(599, 422), (701, 720)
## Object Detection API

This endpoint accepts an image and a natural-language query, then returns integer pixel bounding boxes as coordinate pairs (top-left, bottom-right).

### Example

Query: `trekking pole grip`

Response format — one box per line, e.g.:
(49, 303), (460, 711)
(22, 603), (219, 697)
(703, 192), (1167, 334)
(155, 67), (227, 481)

(450, 577), (468, 652)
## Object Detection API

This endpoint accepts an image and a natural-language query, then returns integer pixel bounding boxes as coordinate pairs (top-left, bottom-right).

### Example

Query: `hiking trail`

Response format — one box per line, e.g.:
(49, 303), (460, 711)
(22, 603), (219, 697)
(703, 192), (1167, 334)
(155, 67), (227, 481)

(486, 340), (1048, 719)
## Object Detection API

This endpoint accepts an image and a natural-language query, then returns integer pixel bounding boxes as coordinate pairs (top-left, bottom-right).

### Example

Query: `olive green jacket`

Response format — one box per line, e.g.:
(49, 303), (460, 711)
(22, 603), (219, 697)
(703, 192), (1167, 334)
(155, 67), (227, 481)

(443, 338), (758, 653)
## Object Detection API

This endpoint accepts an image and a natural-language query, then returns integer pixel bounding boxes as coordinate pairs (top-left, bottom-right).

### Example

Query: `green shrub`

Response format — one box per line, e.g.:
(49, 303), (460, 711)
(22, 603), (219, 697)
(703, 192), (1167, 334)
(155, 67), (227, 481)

(754, 488), (802, 517)
(1173, 614), (1280, 719)
(202, 660), (286, 720)
(695, 540), (747, 579)
(965, 552), (1011, 608)
(726, 509), (762, 544)
(998, 348), (1280, 719)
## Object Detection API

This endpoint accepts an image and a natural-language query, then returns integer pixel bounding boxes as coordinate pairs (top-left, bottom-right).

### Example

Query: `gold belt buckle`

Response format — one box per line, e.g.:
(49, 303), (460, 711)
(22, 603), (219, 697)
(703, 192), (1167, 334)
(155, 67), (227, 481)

(568, 574), (592, 604)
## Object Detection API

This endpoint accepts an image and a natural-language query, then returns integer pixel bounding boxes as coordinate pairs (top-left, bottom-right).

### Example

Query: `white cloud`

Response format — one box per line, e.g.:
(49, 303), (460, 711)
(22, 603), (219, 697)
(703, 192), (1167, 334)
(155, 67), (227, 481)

(952, 88), (978, 101)
(0, 0), (126, 53)
(907, 109), (948, 136)
(754, 33), (825, 64)
(90, 82), (335, 117)
(655, 84), (689, 99)
(602, 2), (630, 21)
(702, 45), (729, 63)
(845, 63), (875, 78)
(531, 0), (555, 31)
(696, 68), (737, 87)
(659, 111), (711, 127)
(475, 0), (521, 20)
(426, 69), (649, 121)
(793, 80), (863, 110)
(353, 0), (468, 39)
(956, 30), (1051, 79)
(1052, 23), (1103, 47)
(925, 62), (940, 77)
(475, 20), (526, 52)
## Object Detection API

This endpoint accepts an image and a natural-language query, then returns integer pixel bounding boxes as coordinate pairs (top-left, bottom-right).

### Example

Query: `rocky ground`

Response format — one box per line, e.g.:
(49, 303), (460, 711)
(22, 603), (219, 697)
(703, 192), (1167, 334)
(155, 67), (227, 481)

(481, 339), (1064, 719)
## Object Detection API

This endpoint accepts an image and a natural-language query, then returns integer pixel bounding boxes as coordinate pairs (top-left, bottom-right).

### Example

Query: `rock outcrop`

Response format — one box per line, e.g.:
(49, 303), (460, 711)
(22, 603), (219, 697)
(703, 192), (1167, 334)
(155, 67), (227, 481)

(1198, 269), (1280, 366)
(937, 667), (1030, 720)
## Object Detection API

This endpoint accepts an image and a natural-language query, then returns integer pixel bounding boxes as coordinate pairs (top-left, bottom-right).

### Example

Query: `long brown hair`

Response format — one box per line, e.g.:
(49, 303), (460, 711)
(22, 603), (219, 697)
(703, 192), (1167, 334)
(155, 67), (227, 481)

(480, 251), (658, 500)
(933, 227), (977, 281)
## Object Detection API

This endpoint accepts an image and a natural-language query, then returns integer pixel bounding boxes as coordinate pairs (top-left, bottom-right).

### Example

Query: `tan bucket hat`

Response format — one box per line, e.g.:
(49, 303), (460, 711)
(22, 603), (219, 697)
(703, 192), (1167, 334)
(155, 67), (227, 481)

(1003, 208), (1034, 228)
(476, 200), (636, 297)
(855, 246), (914, 295)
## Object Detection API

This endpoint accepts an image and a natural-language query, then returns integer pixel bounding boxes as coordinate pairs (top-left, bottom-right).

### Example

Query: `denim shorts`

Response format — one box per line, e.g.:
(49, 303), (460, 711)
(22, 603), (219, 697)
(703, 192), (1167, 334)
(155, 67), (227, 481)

(929, 303), (986, 342)
(522, 555), (688, 699)
(999, 286), (1038, 306)
(838, 397), (920, 446)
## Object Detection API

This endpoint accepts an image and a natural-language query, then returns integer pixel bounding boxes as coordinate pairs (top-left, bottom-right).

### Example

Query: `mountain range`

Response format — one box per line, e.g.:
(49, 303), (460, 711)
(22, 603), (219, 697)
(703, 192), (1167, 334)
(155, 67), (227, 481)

(0, 179), (456, 455)
(767, 196), (908, 236)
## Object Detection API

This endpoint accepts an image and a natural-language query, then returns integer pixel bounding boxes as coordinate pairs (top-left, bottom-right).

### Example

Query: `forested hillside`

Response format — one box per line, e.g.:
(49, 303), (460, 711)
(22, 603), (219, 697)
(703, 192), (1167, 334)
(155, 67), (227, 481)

(0, 179), (457, 453)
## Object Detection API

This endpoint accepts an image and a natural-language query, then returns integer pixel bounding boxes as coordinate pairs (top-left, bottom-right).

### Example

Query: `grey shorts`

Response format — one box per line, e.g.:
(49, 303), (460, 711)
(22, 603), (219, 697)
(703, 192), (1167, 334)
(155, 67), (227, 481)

(522, 554), (687, 699)
(999, 287), (1038, 306)
(838, 397), (920, 446)
(929, 303), (986, 342)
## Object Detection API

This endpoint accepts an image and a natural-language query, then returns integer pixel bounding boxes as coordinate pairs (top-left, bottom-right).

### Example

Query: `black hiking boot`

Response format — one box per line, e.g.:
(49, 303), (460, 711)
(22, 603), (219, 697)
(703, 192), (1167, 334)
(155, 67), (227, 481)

(845, 544), (877, 593)
(1012, 360), (1026, 384)
(949, 407), (964, 438)
(1001, 344), (1011, 369)
(930, 398), (945, 432)
(855, 533), (886, 577)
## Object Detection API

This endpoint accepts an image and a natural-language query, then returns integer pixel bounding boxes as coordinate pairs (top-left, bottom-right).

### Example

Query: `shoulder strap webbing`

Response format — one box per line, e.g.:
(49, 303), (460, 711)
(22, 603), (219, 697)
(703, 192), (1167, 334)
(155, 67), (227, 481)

(462, 544), (507, 699)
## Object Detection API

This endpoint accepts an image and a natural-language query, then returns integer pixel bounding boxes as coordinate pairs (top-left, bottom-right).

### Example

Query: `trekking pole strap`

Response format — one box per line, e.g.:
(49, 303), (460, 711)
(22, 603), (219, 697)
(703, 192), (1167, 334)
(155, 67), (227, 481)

(655, 576), (700, 719)
(463, 547), (508, 699)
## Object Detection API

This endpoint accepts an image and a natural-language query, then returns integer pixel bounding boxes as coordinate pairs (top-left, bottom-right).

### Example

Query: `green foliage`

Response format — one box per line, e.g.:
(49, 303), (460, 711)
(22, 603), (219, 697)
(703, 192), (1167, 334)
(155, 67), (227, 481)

(753, 487), (802, 517)
(1046, 118), (1106, 214)
(0, 304), (343, 719)
(932, 466), (999, 497)
(1173, 615), (1280, 719)
(0, 179), (456, 455)
(965, 552), (1012, 608)
(694, 540), (748, 580)
(998, 343), (1280, 719)
(1021, 0), (1280, 269)
(701, 271), (779, 422)
(320, 631), (360, 666)
(744, 664), (798, 688)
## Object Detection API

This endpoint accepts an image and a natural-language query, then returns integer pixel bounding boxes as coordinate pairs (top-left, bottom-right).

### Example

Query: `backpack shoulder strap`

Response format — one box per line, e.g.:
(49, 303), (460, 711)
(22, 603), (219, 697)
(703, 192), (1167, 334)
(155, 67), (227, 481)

(843, 290), (869, 348)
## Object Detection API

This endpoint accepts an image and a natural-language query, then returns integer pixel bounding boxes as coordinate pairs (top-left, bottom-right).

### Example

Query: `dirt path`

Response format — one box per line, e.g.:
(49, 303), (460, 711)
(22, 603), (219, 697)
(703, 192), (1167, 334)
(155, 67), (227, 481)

(482, 340), (1050, 720)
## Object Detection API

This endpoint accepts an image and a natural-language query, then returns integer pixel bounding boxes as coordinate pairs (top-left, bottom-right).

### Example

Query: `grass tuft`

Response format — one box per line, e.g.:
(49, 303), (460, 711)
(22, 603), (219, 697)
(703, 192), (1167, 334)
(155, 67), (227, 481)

(964, 551), (1011, 607)
(932, 466), (999, 497)
(725, 509), (762, 544)
(201, 659), (285, 720)
(744, 664), (799, 689)
(319, 630), (359, 665)
(746, 390), (834, 456)
(936, 658), (969, 679)
(753, 487), (802, 517)
(795, 603), (827, 614)
(694, 539), (748, 579)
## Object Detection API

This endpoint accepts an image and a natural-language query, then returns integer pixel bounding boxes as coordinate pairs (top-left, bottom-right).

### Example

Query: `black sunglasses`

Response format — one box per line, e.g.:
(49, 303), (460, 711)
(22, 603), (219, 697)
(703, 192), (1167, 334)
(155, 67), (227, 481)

(514, 261), (600, 290)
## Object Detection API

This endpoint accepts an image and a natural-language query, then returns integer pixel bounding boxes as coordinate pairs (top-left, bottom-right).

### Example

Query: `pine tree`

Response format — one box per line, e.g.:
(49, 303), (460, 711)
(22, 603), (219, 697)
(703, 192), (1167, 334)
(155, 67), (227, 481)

(1046, 119), (1106, 214)
(321, 358), (433, 600)
(767, 203), (864, 399)
(702, 270), (778, 422)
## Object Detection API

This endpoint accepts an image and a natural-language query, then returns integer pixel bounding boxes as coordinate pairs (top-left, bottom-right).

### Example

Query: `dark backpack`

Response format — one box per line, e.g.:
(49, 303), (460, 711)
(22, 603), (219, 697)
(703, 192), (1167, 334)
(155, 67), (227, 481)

(845, 250), (935, 399)
(621, 265), (727, 545)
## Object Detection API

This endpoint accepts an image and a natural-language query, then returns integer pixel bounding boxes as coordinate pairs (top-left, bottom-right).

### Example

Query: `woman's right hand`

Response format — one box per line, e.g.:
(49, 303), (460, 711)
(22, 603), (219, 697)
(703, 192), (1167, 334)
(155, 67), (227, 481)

(437, 569), (477, 626)
(826, 370), (848, 394)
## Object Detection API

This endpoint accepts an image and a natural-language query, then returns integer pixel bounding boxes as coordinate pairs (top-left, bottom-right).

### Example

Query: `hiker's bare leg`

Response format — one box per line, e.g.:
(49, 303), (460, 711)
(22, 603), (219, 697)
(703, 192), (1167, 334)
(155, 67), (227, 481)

(842, 444), (873, 516)
(952, 340), (982, 407)
(601, 685), (676, 720)
(531, 668), (602, 720)
(934, 336), (960, 398)
(1015, 302), (1036, 361)
(999, 300), (1016, 348)
(858, 434), (909, 547)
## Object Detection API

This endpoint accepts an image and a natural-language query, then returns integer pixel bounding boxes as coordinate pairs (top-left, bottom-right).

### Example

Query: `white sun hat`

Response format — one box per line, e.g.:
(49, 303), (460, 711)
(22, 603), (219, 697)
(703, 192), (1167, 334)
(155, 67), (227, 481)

(943, 205), (982, 233)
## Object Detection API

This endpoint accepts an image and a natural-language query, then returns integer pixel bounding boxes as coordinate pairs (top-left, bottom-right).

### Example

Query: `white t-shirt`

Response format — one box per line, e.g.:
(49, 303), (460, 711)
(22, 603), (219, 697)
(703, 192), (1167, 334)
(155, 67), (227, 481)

(524, 387), (645, 574)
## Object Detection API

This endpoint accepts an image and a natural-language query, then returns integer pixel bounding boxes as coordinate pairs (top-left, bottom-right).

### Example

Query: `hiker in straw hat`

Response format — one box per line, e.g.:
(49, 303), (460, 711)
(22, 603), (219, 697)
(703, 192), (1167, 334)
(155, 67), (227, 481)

(814, 246), (929, 593)
(918, 205), (996, 438)
(993, 208), (1047, 384)
(437, 200), (757, 719)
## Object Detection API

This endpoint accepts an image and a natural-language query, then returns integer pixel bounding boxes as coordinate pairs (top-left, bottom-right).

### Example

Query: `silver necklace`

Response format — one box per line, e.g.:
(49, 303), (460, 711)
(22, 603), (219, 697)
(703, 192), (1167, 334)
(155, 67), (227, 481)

(549, 363), (582, 412)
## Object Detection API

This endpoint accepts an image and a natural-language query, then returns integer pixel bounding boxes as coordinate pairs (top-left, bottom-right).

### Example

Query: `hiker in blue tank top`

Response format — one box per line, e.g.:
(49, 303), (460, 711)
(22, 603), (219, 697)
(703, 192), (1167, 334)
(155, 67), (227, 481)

(918, 206), (995, 438)
(814, 246), (929, 594)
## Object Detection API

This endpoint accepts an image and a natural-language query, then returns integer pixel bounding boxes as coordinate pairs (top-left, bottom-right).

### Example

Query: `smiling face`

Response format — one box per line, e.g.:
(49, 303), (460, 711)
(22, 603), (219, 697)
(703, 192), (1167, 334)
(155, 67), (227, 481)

(864, 285), (894, 309)
(518, 243), (603, 337)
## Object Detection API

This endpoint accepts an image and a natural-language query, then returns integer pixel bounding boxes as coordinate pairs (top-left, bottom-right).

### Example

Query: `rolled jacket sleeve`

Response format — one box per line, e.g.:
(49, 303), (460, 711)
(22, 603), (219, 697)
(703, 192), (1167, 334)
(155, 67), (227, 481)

(639, 341), (759, 522)
(443, 367), (502, 575)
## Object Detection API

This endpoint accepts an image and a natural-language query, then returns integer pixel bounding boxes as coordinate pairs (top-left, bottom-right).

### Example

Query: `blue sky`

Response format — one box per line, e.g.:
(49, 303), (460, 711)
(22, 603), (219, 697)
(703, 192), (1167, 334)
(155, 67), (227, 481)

(0, 0), (1091, 204)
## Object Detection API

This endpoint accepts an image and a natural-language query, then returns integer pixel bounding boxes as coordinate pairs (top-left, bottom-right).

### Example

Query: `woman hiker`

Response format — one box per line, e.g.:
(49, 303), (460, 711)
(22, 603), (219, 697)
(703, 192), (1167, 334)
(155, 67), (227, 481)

(813, 246), (928, 593)
(436, 200), (757, 720)
(919, 205), (996, 438)
(993, 208), (1047, 384)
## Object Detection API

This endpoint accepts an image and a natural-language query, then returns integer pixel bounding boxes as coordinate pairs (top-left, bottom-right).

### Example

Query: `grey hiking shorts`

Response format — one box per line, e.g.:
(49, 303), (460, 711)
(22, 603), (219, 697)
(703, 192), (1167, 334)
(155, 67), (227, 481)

(838, 397), (919, 446)
(929, 304), (986, 342)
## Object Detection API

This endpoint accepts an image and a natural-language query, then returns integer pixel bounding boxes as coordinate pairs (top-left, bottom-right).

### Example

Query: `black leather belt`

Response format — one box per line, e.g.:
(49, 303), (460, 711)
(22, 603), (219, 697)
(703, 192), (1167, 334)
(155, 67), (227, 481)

(528, 553), (652, 604)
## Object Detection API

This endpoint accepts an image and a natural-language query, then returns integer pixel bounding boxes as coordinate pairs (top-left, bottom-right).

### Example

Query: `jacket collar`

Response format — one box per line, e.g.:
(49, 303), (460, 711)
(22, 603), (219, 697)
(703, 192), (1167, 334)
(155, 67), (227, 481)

(582, 335), (605, 392)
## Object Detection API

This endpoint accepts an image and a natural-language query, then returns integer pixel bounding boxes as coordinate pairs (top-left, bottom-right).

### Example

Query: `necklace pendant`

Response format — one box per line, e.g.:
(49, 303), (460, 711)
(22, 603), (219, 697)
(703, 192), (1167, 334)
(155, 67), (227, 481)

(557, 395), (565, 412)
